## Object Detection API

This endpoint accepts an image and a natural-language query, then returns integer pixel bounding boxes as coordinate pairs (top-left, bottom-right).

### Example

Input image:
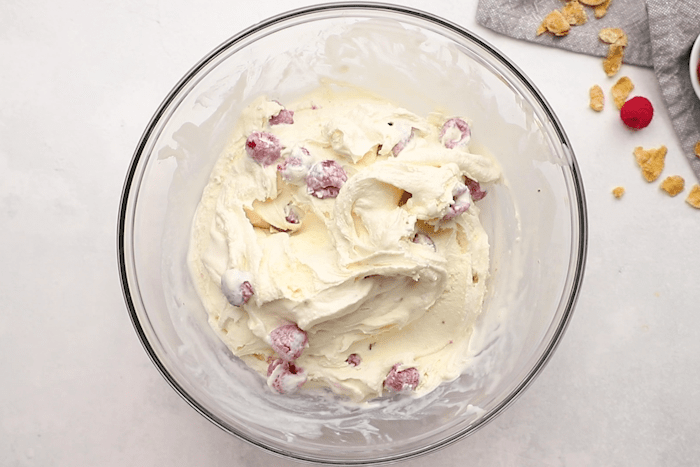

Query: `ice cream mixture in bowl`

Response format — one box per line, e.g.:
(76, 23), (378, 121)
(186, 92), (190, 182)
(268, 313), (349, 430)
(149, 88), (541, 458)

(118, 3), (587, 464)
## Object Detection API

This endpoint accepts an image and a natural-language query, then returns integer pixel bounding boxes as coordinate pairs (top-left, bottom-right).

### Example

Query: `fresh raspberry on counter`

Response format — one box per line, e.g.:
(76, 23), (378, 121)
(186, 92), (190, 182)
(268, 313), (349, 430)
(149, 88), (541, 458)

(620, 96), (654, 130)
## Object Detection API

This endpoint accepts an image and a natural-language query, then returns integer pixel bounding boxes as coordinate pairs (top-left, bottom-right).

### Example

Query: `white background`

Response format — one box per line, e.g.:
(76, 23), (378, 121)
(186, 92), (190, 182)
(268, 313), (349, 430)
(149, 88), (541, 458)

(2, 1), (700, 466)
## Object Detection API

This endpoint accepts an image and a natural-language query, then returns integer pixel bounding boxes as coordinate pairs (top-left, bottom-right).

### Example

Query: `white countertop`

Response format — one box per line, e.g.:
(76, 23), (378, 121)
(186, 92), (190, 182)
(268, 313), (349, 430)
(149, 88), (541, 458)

(2, 1), (700, 465)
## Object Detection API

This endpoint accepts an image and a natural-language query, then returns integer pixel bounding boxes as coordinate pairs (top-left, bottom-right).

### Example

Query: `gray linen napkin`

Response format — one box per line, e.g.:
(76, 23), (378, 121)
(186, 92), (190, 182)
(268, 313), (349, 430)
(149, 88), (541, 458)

(477, 0), (700, 182)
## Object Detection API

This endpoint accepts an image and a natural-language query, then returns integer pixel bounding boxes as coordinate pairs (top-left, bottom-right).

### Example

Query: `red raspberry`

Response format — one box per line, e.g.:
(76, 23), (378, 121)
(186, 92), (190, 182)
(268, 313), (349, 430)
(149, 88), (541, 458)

(245, 131), (282, 166)
(220, 269), (254, 307)
(266, 358), (307, 394)
(443, 183), (471, 220)
(269, 323), (308, 361)
(383, 364), (420, 392)
(412, 233), (436, 250)
(346, 353), (361, 367)
(440, 118), (471, 149)
(269, 109), (294, 126)
(465, 176), (487, 201)
(391, 127), (415, 156)
(277, 147), (312, 183)
(284, 203), (300, 224)
(620, 96), (654, 130)
(305, 160), (347, 199)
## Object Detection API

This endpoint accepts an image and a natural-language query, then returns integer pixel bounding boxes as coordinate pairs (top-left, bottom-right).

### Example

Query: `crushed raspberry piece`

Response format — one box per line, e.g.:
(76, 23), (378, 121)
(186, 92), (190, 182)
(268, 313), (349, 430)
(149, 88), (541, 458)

(245, 131), (282, 166)
(412, 233), (436, 250)
(391, 127), (415, 156)
(266, 358), (307, 394)
(270, 323), (308, 361)
(384, 364), (420, 392)
(620, 96), (654, 130)
(465, 177), (487, 201)
(346, 353), (361, 366)
(277, 146), (312, 183)
(284, 204), (300, 224)
(443, 183), (471, 220)
(220, 269), (254, 307)
(440, 118), (471, 149)
(306, 160), (347, 199)
(269, 108), (294, 126)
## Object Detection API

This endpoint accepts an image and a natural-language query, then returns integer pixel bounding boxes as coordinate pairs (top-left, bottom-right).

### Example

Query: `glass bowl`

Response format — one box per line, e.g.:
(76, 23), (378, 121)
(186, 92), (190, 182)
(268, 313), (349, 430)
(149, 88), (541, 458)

(118, 2), (587, 464)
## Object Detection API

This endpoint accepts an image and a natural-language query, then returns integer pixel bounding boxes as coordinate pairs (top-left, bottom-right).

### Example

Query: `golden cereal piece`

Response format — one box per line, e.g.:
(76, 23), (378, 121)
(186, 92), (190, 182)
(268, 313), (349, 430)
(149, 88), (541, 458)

(603, 44), (625, 77)
(589, 84), (604, 111)
(538, 10), (571, 37)
(562, 1), (588, 26)
(694, 140), (700, 158)
(612, 186), (625, 198)
(660, 176), (685, 196)
(594, 0), (613, 18)
(611, 76), (634, 109)
(599, 27), (628, 46)
(687, 185), (700, 209)
(633, 145), (667, 182)
(580, 0), (607, 6)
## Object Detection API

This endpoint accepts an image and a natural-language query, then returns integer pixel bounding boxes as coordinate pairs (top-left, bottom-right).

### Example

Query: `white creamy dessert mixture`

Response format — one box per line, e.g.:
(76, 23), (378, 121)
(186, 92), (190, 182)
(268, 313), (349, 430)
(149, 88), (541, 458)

(188, 84), (501, 402)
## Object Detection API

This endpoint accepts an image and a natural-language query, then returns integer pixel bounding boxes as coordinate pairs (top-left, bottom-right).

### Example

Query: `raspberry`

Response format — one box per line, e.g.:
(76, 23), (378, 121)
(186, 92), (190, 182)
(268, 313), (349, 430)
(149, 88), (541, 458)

(220, 269), (254, 307)
(443, 183), (471, 220)
(465, 176), (487, 201)
(620, 96), (654, 130)
(284, 203), (300, 224)
(277, 146), (312, 183)
(245, 131), (282, 166)
(269, 108), (294, 126)
(440, 118), (471, 149)
(412, 233), (436, 250)
(383, 364), (420, 392)
(266, 358), (307, 394)
(305, 160), (347, 199)
(269, 323), (308, 361)
(346, 353), (361, 367)
(391, 127), (415, 156)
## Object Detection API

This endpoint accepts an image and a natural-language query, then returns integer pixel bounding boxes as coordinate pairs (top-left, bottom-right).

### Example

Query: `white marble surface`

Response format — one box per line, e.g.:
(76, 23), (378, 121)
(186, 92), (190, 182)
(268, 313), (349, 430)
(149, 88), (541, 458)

(2, 1), (700, 465)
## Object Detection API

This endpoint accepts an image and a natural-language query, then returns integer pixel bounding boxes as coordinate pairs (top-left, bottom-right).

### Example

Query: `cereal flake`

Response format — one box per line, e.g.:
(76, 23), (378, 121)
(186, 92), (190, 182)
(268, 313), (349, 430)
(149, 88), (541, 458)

(694, 140), (700, 158)
(660, 176), (685, 197)
(562, 1), (588, 26)
(599, 28), (628, 46)
(603, 44), (625, 77)
(589, 85), (604, 111)
(537, 10), (571, 37)
(611, 76), (634, 109)
(633, 145), (667, 182)
(687, 185), (700, 209)
(612, 186), (625, 198)
(594, 0), (613, 18)
(580, 0), (608, 6)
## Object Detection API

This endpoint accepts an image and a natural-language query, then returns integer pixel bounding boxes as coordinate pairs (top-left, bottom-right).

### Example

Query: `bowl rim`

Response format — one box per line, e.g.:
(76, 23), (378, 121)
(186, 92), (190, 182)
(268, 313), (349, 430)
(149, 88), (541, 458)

(117, 2), (588, 464)
(690, 32), (700, 101)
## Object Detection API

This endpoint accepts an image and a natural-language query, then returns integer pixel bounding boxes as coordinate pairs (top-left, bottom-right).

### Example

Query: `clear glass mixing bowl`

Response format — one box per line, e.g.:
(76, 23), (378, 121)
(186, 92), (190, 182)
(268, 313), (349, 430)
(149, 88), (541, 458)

(118, 3), (587, 464)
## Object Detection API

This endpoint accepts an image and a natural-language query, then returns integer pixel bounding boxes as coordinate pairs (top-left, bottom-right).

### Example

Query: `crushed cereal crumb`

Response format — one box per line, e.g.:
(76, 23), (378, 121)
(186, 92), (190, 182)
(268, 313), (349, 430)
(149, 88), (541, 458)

(633, 145), (667, 182)
(660, 176), (685, 197)
(686, 185), (700, 209)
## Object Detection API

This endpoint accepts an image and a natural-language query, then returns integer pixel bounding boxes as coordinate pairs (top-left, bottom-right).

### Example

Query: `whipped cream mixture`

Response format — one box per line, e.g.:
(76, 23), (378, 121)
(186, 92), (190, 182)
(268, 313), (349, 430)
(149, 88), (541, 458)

(188, 84), (501, 402)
